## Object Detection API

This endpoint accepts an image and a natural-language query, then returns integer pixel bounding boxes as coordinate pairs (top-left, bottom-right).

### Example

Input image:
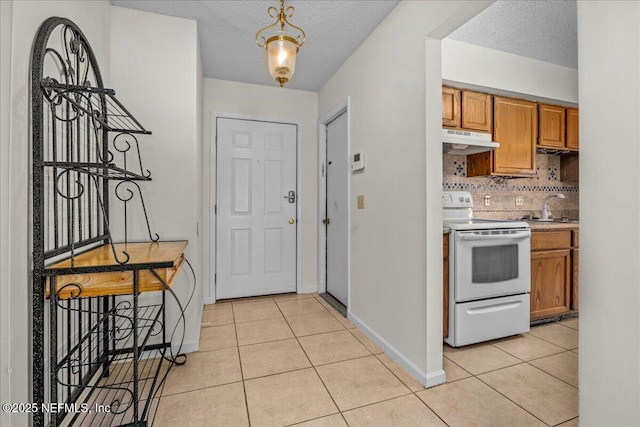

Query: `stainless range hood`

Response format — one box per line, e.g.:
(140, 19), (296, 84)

(442, 128), (499, 155)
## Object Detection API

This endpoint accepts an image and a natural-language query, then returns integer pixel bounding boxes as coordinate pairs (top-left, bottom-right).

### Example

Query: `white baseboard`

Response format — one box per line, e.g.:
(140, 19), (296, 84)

(347, 311), (446, 388)
(174, 341), (198, 355)
(299, 284), (318, 294)
(202, 285), (317, 305)
(425, 369), (446, 387)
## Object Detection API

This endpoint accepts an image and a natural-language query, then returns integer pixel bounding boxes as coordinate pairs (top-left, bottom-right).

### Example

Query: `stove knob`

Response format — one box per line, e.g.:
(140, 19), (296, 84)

(459, 197), (464, 202)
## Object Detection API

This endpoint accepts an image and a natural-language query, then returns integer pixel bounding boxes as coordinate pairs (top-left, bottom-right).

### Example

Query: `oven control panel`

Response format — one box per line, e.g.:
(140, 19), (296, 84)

(443, 191), (473, 208)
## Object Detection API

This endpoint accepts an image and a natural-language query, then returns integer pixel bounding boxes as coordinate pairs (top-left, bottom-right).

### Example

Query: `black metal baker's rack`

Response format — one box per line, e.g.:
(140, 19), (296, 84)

(31, 17), (190, 427)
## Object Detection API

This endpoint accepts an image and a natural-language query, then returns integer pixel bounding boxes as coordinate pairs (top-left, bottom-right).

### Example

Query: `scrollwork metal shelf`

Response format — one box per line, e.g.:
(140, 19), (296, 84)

(43, 162), (152, 182)
(41, 80), (151, 135)
(31, 17), (190, 427)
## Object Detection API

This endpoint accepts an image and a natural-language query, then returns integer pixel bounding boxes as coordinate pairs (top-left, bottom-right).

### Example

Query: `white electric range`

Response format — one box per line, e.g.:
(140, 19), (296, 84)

(443, 191), (531, 347)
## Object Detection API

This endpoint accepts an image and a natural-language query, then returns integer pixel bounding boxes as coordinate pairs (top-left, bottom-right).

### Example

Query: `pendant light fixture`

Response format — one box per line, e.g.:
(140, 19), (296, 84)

(255, 0), (306, 87)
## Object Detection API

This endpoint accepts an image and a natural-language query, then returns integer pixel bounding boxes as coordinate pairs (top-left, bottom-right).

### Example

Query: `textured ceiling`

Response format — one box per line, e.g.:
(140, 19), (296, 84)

(111, 0), (399, 91)
(449, 0), (578, 69)
(111, 0), (578, 91)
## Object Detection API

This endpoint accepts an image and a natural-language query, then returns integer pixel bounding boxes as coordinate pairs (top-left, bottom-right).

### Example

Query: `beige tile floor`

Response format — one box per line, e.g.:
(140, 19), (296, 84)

(150, 293), (579, 426)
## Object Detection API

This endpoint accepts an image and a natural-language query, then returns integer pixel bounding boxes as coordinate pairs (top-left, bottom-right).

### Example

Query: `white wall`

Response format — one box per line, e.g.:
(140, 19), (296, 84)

(1, 2), (15, 426)
(2, 2), (112, 425)
(578, 1), (640, 425)
(110, 7), (203, 351)
(318, 0), (492, 385)
(202, 78), (319, 301)
(442, 39), (579, 103)
(196, 27), (204, 309)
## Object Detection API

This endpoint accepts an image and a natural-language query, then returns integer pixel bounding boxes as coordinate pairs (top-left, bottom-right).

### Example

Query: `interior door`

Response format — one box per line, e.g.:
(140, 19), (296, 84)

(216, 117), (297, 299)
(326, 111), (349, 306)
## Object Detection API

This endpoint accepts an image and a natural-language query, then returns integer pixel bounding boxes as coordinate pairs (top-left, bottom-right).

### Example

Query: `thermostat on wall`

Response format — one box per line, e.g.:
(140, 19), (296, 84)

(351, 151), (366, 171)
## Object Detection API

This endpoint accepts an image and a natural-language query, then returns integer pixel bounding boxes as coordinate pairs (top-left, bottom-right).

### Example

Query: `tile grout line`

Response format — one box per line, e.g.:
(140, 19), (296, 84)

(551, 416), (579, 426)
(159, 378), (245, 398)
(525, 357), (579, 390)
(231, 300), (253, 427)
(527, 325), (579, 351)
(441, 354), (473, 382)
(273, 297), (350, 426)
(474, 367), (554, 427)
(293, 299), (439, 425)
(371, 352), (421, 394)
(410, 389), (452, 427)
(444, 344), (551, 425)
(205, 297), (574, 427)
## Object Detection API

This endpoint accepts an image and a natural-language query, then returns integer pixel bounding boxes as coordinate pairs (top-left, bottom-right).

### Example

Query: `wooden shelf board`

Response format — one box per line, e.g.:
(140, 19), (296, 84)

(45, 241), (187, 299)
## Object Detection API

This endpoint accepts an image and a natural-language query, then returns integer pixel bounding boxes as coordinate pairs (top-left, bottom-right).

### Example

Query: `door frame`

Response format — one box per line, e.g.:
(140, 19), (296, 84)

(317, 98), (351, 305)
(209, 112), (303, 303)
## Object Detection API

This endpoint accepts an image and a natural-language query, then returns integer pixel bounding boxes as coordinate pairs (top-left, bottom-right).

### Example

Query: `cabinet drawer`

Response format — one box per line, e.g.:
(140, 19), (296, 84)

(531, 230), (572, 250)
(450, 294), (530, 347)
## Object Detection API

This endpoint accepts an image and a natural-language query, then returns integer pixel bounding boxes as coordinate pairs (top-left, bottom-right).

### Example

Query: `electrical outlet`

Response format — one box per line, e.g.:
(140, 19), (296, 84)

(357, 195), (365, 209)
(484, 195), (491, 207)
(515, 196), (524, 207)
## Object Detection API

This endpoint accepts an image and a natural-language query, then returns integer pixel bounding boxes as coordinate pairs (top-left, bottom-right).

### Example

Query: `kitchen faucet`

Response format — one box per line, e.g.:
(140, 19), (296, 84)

(541, 194), (565, 220)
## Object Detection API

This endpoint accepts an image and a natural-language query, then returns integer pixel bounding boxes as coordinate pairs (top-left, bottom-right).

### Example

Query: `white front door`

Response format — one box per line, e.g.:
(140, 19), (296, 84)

(216, 117), (298, 299)
(325, 111), (349, 306)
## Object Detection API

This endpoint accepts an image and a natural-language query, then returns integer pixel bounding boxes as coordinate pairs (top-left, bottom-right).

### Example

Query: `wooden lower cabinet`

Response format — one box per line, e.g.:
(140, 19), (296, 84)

(530, 249), (572, 320)
(443, 233), (449, 338)
(572, 249), (579, 311)
(530, 228), (579, 321)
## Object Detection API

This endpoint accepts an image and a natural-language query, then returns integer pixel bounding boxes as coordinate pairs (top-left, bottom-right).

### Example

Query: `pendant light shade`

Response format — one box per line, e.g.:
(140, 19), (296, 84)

(256, 0), (306, 87)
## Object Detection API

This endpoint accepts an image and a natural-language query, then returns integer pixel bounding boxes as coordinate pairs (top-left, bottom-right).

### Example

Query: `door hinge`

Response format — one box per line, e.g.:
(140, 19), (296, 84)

(214, 273), (217, 283)
(215, 204), (217, 214)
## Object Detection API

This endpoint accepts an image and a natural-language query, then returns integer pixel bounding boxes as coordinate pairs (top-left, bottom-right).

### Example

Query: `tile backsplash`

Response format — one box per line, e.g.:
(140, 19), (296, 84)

(443, 153), (579, 220)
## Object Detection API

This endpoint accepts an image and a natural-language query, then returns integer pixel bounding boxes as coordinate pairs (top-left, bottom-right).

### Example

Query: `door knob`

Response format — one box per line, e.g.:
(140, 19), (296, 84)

(322, 218), (330, 225)
(283, 190), (296, 203)
(289, 218), (295, 224)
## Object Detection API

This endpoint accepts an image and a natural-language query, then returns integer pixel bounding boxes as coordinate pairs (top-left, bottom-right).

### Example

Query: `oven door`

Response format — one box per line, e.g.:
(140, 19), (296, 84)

(453, 228), (530, 302)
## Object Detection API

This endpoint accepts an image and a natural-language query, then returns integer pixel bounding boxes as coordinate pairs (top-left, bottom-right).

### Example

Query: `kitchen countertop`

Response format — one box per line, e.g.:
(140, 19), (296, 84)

(526, 220), (579, 231)
(442, 223), (578, 233)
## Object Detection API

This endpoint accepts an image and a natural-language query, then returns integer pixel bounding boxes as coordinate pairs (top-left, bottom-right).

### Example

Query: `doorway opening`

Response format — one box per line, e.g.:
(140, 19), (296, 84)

(318, 99), (350, 311)
(211, 115), (301, 300)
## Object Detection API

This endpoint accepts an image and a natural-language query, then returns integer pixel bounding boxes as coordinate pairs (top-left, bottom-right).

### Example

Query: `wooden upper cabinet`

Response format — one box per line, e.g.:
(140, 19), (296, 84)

(442, 87), (492, 133)
(461, 91), (492, 133)
(442, 87), (461, 128)
(539, 104), (566, 148)
(491, 96), (537, 176)
(566, 108), (579, 149)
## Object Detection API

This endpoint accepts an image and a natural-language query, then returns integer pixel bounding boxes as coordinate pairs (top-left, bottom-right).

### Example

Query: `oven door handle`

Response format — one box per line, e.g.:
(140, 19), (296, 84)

(456, 230), (531, 241)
